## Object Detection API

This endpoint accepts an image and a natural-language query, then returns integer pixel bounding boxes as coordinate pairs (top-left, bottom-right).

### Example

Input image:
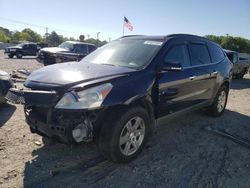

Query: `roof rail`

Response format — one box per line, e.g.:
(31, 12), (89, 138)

(120, 35), (145, 38)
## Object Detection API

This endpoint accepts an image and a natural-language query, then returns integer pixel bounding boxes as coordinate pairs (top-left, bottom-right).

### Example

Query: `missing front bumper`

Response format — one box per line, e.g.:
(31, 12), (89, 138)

(25, 108), (95, 144)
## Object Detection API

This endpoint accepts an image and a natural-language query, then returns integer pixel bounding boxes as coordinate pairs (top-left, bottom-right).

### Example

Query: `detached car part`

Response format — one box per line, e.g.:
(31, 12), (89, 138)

(0, 70), (14, 103)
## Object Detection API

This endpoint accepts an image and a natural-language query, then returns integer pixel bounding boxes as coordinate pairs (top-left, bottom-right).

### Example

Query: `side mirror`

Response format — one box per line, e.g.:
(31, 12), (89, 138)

(162, 61), (183, 71)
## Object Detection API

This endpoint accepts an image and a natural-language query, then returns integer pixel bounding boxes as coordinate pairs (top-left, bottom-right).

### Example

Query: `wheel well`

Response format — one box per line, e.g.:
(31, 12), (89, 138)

(222, 81), (230, 90)
(128, 98), (156, 132)
(93, 100), (156, 142)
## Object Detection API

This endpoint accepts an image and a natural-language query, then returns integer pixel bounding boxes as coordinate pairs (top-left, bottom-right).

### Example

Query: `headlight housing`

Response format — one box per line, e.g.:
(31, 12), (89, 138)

(55, 83), (113, 109)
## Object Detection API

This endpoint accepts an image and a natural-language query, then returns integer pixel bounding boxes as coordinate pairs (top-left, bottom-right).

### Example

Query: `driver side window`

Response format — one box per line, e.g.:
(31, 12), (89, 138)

(164, 44), (191, 68)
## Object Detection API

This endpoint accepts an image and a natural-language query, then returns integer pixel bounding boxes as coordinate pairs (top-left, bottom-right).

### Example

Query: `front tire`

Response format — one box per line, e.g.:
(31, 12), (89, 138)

(98, 107), (150, 163)
(207, 85), (229, 117)
(8, 54), (14, 58)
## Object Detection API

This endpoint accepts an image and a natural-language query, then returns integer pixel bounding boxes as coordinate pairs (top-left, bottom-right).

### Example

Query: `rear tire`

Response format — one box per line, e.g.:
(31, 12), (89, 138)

(98, 106), (150, 163)
(238, 69), (246, 79)
(235, 69), (246, 79)
(16, 52), (23, 59)
(207, 85), (229, 117)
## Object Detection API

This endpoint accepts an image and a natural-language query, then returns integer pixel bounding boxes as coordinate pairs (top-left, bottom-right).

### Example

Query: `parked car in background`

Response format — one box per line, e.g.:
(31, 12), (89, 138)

(36, 41), (97, 66)
(6, 34), (232, 163)
(4, 43), (41, 59)
(224, 49), (250, 79)
(0, 70), (13, 103)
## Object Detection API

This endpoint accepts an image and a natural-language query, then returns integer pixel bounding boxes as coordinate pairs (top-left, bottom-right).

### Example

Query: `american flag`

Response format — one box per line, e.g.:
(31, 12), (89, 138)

(124, 17), (133, 31)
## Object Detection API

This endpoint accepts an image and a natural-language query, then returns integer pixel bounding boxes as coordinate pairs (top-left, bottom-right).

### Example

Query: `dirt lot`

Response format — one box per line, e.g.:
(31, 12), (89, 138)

(0, 50), (250, 188)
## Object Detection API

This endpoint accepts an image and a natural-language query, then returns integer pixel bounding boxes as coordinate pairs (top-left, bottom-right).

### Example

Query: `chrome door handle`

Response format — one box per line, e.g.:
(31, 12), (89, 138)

(189, 76), (196, 80)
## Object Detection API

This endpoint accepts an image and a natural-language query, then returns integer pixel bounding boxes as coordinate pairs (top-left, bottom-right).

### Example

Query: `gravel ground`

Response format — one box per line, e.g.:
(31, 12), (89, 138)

(0, 50), (250, 188)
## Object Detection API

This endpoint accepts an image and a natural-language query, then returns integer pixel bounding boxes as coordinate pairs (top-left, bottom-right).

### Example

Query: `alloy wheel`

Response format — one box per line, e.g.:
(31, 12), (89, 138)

(119, 116), (145, 156)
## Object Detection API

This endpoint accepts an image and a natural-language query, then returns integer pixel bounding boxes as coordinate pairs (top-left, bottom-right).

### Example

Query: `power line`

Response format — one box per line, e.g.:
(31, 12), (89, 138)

(0, 17), (81, 36)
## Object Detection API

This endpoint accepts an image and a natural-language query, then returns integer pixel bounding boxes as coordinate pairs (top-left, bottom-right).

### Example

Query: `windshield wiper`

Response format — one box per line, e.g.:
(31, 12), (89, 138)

(101, 63), (116, 66)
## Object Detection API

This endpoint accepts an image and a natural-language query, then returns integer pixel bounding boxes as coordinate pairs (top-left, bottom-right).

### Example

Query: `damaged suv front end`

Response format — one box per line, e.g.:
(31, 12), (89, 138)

(6, 65), (129, 144)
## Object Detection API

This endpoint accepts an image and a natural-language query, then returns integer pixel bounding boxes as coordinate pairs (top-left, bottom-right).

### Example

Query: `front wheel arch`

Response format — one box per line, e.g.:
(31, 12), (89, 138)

(98, 106), (151, 163)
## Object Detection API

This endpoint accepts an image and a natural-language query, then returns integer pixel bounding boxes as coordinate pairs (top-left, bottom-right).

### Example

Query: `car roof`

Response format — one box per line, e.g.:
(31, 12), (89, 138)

(223, 49), (236, 53)
(65, 41), (96, 46)
(120, 34), (219, 46)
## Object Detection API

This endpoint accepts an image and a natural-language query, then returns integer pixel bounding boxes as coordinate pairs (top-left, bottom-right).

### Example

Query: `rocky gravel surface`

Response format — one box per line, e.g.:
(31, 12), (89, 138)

(0, 50), (250, 188)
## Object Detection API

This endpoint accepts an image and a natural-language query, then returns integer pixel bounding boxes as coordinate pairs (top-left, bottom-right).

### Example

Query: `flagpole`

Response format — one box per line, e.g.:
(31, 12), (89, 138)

(122, 16), (125, 36)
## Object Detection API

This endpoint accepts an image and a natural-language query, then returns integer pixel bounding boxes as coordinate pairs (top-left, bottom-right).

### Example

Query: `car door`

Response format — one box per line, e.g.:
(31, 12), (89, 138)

(29, 44), (38, 55)
(187, 42), (217, 100)
(22, 44), (29, 55)
(157, 41), (212, 117)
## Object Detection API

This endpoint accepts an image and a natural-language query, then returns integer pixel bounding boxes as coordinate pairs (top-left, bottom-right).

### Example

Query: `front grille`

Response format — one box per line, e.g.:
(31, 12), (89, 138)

(6, 88), (58, 106)
(42, 52), (56, 64)
(5, 89), (25, 104)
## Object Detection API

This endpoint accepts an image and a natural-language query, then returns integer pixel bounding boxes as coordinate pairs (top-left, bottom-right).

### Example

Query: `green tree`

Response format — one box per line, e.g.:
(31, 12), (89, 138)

(205, 35), (250, 53)
(22, 28), (42, 42)
(85, 38), (107, 47)
(0, 31), (10, 42)
(46, 31), (60, 46)
(11, 31), (21, 42)
(19, 32), (32, 42)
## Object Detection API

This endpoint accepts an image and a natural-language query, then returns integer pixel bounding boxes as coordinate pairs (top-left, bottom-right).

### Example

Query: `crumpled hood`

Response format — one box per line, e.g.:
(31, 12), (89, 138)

(24, 61), (135, 89)
(41, 47), (69, 53)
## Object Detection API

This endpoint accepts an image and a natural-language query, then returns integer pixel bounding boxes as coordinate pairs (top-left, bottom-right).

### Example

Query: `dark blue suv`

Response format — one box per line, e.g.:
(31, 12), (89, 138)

(6, 34), (233, 163)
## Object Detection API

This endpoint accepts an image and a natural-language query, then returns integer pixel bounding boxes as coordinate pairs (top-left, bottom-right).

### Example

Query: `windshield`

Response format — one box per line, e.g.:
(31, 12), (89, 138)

(16, 43), (25, 47)
(82, 39), (163, 69)
(58, 42), (74, 51)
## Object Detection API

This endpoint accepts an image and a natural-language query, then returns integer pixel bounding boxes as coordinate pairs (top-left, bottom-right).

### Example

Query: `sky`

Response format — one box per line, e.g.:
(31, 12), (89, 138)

(0, 0), (250, 41)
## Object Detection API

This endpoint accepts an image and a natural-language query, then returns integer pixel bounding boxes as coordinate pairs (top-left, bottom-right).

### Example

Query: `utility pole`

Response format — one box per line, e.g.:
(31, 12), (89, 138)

(44, 27), (49, 43)
(97, 32), (100, 47)
(97, 32), (100, 40)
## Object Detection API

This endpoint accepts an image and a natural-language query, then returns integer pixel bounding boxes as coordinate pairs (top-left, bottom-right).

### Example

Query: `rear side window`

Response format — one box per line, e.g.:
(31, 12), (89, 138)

(30, 44), (37, 49)
(164, 44), (191, 68)
(208, 44), (224, 63)
(189, 43), (211, 66)
(75, 44), (88, 54)
(88, 45), (97, 53)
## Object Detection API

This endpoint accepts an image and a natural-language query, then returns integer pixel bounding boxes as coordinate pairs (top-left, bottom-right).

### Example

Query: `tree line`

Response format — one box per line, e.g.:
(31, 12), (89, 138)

(205, 35), (250, 53)
(0, 27), (107, 47)
(1, 26), (250, 53)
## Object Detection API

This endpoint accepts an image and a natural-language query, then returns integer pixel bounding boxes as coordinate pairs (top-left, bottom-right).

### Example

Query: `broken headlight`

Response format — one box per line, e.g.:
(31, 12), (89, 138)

(55, 83), (113, 109)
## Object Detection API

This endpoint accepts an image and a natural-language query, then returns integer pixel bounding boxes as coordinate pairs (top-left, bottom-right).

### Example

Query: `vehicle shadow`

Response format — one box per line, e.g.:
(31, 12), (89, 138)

(0, 103), (16, 127)
(4, 57), (37, 60)
(231, 76), (250, 90)
(23, 109), (250, 188)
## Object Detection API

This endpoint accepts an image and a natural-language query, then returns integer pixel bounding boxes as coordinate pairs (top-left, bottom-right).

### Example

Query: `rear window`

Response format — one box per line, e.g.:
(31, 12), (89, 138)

(189, 43), (211, 66)
(208, 44), (224, 63)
